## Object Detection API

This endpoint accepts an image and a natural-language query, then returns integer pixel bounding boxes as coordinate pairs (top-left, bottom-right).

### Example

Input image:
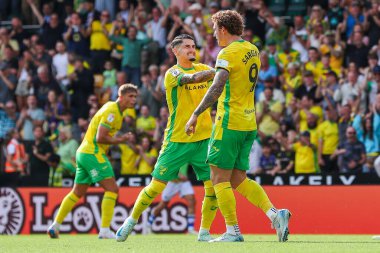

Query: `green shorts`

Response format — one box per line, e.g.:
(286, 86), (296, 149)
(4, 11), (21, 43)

(152, 139), (210, 182)
(74, 152), (114, 185)
(207, 125), (257, 170)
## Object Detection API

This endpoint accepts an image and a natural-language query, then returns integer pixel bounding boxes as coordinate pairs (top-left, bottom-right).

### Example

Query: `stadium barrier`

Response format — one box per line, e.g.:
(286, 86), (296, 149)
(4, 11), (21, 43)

(1, 186), (379, 235)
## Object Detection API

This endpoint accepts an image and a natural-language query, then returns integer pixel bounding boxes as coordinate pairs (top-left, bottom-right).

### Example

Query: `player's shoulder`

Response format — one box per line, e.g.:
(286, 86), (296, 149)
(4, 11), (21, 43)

(193, 63), (212, 70)
(165, 65), (182, 79)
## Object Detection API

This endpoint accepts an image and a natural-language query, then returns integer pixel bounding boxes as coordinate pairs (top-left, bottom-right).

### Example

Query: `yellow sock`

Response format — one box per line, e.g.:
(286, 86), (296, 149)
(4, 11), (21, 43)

(236, 178), (273, 213)
(101, 191), (118, 228)
(214, 182), (237, 226)
(131, 180), (166, 220)
(55, 191), (80, 224)
(200, 180), (218, 230)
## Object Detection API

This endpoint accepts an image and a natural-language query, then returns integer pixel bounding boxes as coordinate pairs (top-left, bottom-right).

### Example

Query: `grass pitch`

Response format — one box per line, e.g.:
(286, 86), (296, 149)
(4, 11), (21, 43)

(1, 234), (379, 253)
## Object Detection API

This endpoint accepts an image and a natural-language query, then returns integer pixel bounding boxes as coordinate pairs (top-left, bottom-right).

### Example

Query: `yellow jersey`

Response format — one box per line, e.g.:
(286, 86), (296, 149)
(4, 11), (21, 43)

(293, 142), (318, 174)
(90, 21), (112, 50)
(299, 105), (323, 132)
(119, 144), (138, 175)
(214, 40), (260, 131)
(318, 120), (339, 155)
(164, 63), (213, 143)
(284, 74), (302, 106)
(137, 148), (158, 175)
(305, 61), (324, 83)
(77, 101), (124, 156)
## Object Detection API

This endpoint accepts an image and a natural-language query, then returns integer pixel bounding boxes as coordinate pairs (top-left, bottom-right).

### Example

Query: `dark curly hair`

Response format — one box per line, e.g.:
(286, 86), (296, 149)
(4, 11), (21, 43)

(211, 10), (244, 36)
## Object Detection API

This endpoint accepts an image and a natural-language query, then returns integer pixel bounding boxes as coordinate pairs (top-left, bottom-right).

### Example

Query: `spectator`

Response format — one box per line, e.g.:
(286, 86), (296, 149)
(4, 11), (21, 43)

(295, 70), (320, 103)
(305, 47), (324, 83)
(87, 10), (112, 74)
(153, 106), (169, 143)
(256, 87), (283, 137)
(135, 136), (157, 175)
(68, 57), (94, 121)
(281, 62), (301, 107)
(119, 132), (139, 175)
(145, 6), (168, 62)
(332, 126), (366, 173)
(4, 129), (28, 175)
(258, 77), (285, 104)
(27, 1), (64, 50)
(102, 60), (117, 91)
(257, 51), (278, 100)
(56, 126), (79, 173)
(109, 25), (151, 86)
(117, 0), (132, 23)
(16, 50), (36, 109)
(200, 34), (221, 67)
(139, 73), (162, 117)
(64, 12), (90, 58)
(319, 31), (344, 75)
(52, 41), (69, 87)
(31, 65), (62, 108)
(0, 62), (17, 104)
(318, 106), (339, 172)
(16, 95), (45, 142)
(334, 70), (367, 113)
(353, 114), (380, 173)
(345, 31), (370, 69)
(82, 0), (101, 28)
(27, 125), (54, 185)
(293, 95), (323, 132)
(9, 17), (29, 53)
(136, 105), (156, 136)
(290, 131), (319, 174)
(110, 71), (127, 101)
(316, 70), (339, 110)
(0, 28), (19, 59)
(0, 100), (18, 139)
(364, 1), (380, 48)
(47, 154), (65, 187)
(33, 40), (52, 68)
(342, 1), (365, 39)
(256, 142), (280, 176)
(45, 90), (65, 131)
(327, 0), (344, 30)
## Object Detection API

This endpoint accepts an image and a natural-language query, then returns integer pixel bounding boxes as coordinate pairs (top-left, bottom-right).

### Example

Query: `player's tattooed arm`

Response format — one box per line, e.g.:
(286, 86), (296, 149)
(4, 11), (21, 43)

(179, 69), (216, 85)
(193, 69), (229, 116)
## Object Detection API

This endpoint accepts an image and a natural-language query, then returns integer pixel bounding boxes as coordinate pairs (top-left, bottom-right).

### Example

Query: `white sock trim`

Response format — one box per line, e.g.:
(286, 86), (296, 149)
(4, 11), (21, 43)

(266, 207), (278, 222)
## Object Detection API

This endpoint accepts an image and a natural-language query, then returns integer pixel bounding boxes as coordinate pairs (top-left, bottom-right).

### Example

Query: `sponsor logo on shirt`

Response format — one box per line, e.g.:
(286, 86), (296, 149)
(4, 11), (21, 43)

(107, 113), (115, 123)
(216, 59), (229, 68)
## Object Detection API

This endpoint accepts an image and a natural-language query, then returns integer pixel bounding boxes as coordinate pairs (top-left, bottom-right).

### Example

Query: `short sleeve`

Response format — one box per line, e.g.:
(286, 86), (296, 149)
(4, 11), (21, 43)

(293, 142), (300, 151)
(99, 110), (117, 129)
(7, 144), (16, 155)
(215, 49), (233, 72)
(164, 68), (183, 88)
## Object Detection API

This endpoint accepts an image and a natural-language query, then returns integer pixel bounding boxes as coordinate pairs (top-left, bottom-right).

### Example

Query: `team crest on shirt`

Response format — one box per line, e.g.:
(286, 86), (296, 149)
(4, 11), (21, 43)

(107, 113), (115, 123)
(169, 69), (181, 77)
(216, 59), (229, 68)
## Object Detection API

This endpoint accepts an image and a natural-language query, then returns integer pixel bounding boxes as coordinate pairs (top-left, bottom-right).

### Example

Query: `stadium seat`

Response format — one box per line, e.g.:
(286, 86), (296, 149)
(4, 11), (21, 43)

(286, 0), (307, 17)
(268, 0), (287, 17)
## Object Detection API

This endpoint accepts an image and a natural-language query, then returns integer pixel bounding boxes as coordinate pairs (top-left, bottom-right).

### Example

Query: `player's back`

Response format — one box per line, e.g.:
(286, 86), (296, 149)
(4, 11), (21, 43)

(214, 40), (260, 131)
(163, 63), (213, 143)
(78, 101), (124, 155)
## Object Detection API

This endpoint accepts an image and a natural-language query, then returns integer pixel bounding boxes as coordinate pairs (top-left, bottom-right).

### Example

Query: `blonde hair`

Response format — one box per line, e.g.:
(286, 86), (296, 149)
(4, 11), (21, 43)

(118, 83), (138, 96)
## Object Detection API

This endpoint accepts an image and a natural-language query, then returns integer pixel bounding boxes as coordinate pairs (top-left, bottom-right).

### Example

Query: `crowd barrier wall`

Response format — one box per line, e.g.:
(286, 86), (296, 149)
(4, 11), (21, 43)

(1, 186), (379, 235)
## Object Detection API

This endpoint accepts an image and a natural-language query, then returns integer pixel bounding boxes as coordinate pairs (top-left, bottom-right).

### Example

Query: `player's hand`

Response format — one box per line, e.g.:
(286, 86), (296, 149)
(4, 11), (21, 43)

(185, 114), (198, 136)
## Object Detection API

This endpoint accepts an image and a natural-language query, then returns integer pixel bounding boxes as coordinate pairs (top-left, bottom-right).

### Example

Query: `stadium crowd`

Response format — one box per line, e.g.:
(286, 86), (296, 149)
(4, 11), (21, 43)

(1, 0), (380, 186)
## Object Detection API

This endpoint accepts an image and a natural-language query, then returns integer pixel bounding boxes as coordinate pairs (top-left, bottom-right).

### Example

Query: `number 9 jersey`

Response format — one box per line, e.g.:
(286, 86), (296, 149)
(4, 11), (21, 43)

(214, 40), (260, 131)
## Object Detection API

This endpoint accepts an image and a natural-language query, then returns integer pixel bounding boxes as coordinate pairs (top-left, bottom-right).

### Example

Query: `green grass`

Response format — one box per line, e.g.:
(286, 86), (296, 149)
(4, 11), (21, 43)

(1, 234), (379, 253)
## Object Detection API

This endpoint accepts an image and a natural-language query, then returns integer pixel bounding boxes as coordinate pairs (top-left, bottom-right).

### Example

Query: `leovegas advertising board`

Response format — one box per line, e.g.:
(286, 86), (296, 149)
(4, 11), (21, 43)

(1, 186), (380, 235)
